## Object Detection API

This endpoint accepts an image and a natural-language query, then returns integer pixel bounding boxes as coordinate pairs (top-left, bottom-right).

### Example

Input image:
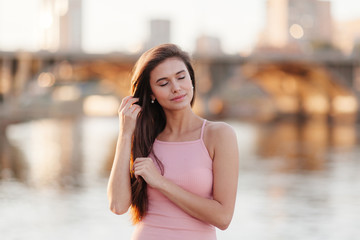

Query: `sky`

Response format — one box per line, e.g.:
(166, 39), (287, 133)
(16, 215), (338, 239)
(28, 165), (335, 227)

(0, 0), (360, 54)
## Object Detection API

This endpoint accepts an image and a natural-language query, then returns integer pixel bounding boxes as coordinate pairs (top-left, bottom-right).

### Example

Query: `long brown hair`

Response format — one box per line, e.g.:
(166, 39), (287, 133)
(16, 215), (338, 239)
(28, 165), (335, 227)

(129, 44), (196, 224)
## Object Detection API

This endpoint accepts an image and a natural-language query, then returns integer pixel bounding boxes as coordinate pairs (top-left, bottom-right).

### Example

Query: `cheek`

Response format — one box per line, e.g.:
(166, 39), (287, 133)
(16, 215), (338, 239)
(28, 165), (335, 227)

(151, 87), (168, 99)
(184, 78), (193, 89)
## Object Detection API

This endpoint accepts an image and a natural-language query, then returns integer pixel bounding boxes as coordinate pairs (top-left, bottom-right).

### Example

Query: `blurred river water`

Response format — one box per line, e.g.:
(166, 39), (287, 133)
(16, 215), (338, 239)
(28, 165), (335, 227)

(0, 117), (360, 240)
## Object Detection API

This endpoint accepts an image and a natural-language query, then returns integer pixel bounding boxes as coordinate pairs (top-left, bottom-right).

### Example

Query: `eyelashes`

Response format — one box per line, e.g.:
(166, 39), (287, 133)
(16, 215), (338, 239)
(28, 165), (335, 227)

(159, 76), (185, 87)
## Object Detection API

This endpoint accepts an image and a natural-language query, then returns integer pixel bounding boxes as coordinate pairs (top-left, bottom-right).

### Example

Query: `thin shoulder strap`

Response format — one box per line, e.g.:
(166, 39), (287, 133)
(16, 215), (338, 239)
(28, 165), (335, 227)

(200, 119), (207, 140)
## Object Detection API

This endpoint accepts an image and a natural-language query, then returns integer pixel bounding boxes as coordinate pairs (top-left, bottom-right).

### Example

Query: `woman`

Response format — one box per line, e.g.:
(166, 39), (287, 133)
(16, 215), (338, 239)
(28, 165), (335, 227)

(107, 44), (239, 240)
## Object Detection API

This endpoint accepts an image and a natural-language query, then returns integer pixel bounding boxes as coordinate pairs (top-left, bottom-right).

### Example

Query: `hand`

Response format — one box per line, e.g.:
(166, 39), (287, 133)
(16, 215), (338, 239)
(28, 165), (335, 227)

(133, 158), (163, 188)
(118, 96), (141, 136)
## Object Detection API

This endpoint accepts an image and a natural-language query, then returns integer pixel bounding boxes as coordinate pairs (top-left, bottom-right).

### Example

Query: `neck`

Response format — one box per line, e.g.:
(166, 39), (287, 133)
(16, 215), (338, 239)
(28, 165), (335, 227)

(163, 106), (201, 135)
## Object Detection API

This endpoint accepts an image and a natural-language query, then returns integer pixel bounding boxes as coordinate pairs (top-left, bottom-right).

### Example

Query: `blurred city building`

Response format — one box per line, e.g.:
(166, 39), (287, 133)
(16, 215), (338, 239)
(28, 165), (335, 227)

(334, 18), (360, 55)
(258, 0), (333, 54)
(40, 0), (82, 52)
(194, 34), (223, 56)
(0, 0), (359, 124)
(144, 19), (171, 50)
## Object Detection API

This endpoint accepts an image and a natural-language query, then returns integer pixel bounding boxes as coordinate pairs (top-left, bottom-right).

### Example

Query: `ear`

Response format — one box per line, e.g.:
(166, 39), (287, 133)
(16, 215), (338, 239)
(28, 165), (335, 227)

(150, 94), (155, 101)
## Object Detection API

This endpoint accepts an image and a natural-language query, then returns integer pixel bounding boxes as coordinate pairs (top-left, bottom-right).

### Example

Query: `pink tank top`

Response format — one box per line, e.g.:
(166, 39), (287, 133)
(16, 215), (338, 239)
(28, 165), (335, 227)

(131, 120), (216, 240)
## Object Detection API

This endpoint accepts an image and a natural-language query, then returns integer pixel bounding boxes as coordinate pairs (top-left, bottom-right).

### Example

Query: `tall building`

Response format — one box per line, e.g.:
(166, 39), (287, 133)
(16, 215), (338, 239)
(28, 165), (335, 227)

(145, 19), (171, 50)
(194, 34), (223, 56)
(40, 0), (82, 52)
(334, 19), (360, 55)
(260, 0), (332, 50)
(59, 0), (82, 52)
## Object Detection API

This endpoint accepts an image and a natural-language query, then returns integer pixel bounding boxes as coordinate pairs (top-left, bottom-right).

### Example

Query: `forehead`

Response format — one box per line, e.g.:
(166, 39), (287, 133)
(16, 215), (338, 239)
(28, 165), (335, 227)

(150, 57), (187, 80)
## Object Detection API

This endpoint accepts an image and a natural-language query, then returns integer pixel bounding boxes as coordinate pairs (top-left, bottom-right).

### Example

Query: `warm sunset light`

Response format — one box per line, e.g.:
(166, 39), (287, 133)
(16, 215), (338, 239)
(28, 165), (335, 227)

(83, 95), (119, 116)
(304, 94), (329, 114)
(38, 72), (56, 88)
(333, 95), (358, 114)
(289, 24), (304, 39)
(1, 1), (360, 239)
(52, 85), (81, 101)
(56, 61), (73, 80)
(276, 96), (299, 113)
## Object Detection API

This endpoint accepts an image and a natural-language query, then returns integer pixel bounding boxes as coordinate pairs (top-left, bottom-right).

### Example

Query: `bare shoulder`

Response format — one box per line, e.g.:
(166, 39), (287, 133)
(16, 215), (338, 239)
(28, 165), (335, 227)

(205, 120), (237, 140)
(203, 121), (237, 158)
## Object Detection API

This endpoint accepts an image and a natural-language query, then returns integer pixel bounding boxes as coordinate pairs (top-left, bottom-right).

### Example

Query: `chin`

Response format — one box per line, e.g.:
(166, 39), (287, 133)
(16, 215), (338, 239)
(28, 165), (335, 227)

(163, 100), (192, 111)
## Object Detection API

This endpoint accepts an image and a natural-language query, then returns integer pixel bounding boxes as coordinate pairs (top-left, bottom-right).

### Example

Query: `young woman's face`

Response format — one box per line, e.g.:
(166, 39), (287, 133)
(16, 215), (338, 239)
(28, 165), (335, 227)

(149, 57), (193, 111)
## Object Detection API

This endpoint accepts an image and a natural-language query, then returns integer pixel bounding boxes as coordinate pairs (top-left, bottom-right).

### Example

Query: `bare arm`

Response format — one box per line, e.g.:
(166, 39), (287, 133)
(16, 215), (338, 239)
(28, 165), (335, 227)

(133, 122), (239, 229)
(107, 96), (141, 215)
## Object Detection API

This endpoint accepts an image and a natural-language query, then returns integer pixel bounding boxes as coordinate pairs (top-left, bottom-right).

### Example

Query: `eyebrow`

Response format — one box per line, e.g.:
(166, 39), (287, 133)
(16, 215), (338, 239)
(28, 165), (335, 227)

(156, 70), (186, 83)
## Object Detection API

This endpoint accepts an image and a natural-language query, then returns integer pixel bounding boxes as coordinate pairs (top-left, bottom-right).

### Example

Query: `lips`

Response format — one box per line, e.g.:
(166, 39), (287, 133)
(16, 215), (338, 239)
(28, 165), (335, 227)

(170, 94), (186, 101)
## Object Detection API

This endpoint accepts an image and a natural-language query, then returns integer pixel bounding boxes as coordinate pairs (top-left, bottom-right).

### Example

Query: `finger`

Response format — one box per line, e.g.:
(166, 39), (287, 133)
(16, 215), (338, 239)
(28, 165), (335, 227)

(134, 157), (149, 164)
(119, 96), (133, 109)
(132, 106), (142, 116)
(126, 97), (140, 107)
(124, 105), (140, 118)
(123, 99), (140, 114)
(133, 158), (144, 167)
(119, 97), (139, 112)
(131, 104), (142, 114)
(134, 159), (154, 172)
(134, 165), (144, 179)
(133, 158), (149, 170)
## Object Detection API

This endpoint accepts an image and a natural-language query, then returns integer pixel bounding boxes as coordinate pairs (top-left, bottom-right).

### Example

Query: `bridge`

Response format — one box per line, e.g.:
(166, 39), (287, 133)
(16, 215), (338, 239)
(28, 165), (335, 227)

(193, 53), (360, 122)
(0, 50), (359, 124)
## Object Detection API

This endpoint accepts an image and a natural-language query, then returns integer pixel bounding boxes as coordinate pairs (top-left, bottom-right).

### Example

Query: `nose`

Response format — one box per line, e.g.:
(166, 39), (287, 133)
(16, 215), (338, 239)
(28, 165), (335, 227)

(171, 80), (181, 93)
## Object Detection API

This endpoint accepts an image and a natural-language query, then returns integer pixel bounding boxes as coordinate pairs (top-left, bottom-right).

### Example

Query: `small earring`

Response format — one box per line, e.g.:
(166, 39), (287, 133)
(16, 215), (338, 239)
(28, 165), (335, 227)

(151, 99), (155, 103)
